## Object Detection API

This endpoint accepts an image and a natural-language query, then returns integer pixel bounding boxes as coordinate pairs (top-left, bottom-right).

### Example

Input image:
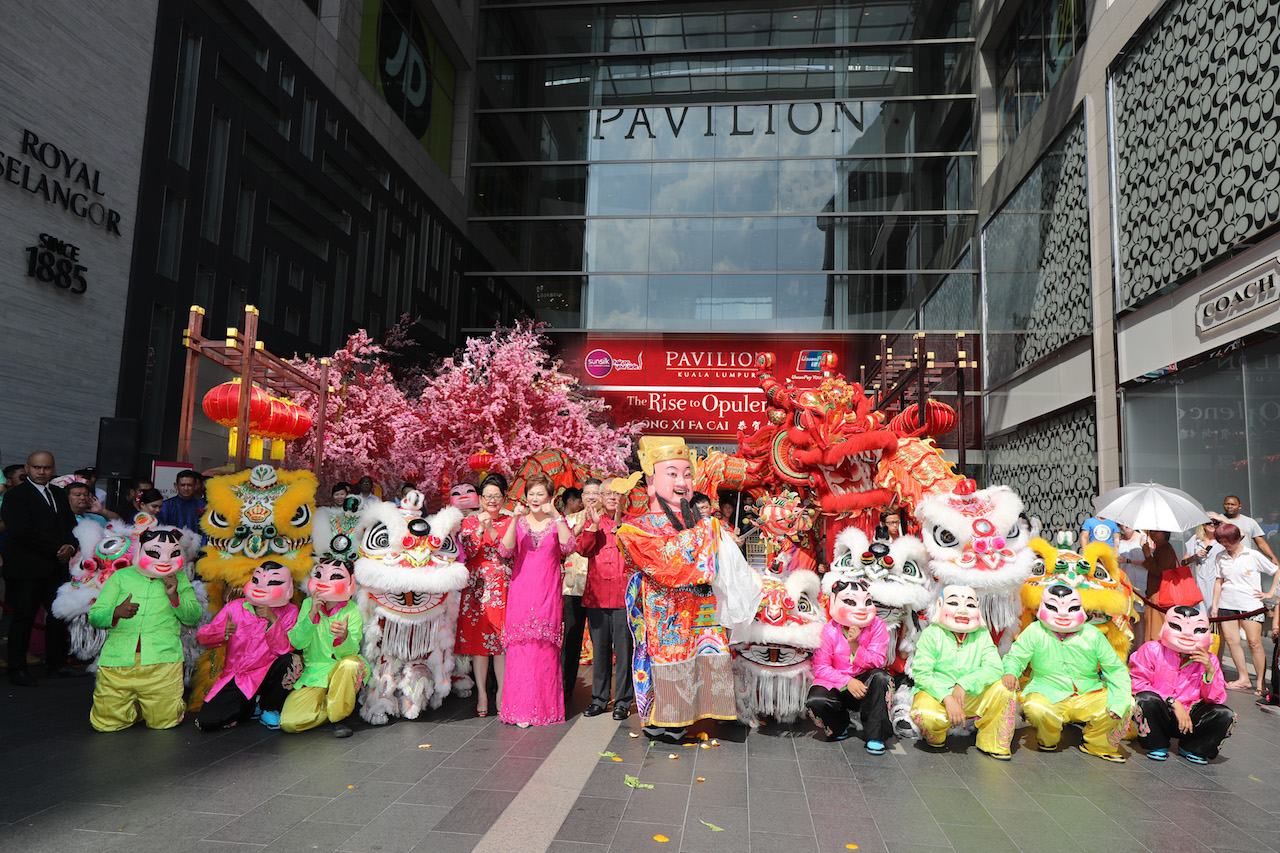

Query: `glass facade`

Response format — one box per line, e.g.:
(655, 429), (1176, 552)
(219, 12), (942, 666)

(1123, 336), (1280, 523)
(470, 0), (977, 332)
(994, 0), (1086, 153)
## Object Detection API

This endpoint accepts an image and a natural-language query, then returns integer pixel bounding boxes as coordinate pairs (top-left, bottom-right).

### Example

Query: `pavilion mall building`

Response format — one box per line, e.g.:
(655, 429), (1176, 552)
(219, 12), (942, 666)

(1, 0), (1276, 529)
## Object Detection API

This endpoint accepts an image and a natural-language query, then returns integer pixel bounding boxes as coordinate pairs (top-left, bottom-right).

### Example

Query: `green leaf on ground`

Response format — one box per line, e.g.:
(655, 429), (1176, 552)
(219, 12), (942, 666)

(623, 774), (654, 789)
(598, 751), (618, 758)
(699, 821), (724, 832)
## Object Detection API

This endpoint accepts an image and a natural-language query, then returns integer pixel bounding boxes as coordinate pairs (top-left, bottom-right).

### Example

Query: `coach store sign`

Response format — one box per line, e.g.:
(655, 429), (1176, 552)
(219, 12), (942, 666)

(1195, 256), (1280, 336)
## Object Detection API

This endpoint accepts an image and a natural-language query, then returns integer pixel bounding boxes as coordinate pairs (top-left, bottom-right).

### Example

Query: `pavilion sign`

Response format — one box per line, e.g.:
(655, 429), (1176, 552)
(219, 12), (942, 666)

(592, 101), (866, 141)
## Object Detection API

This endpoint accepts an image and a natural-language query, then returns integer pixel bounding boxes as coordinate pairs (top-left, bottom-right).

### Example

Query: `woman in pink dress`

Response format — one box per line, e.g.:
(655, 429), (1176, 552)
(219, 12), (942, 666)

(455, 474), (513, 717)
(495, 473), (576, 727)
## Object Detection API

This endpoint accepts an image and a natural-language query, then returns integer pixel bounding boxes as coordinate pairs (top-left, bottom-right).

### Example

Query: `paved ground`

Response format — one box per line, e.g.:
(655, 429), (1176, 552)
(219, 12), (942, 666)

(2, 656), (1279, 853)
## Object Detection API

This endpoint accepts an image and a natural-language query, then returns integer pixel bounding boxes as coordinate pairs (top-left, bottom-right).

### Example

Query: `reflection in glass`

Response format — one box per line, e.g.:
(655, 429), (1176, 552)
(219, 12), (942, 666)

(585, 218), (650, 272)
(706, 275), (776, 328)
(649, 275), (712, 329)
(648, 218), (714, 271)
(587, 163), (652, 215)
(587, 275), (648, 328)
(712, 218), (777, 272)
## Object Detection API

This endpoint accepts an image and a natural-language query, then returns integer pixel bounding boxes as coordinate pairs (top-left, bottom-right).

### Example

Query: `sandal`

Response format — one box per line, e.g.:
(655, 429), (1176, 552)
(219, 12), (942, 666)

(1225, 680), (1253, 691)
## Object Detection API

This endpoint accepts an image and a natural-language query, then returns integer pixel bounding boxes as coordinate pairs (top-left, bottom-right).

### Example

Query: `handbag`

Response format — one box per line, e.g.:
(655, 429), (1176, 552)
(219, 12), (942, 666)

(1156, 562), (1203, 609)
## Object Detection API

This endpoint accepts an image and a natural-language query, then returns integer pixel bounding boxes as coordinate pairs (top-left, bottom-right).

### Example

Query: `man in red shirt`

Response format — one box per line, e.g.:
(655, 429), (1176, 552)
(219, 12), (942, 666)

(577, 477), (635, 719)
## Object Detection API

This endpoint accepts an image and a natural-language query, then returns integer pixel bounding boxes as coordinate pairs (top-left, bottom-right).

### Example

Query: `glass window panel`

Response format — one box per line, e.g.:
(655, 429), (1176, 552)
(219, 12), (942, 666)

(651, 162), (714, 214)
(584, 218), (649, 272)
(648, 218), (713, 272)
(777, 274), (832, 328)
(157, 190), (185, 279)
(1243, 340), (1280, 514)
(169, 29), (201, 168)
(648, 275), (711, 330)
(587, 275), (648, 328)
(843, 273), (916, 329)
(587, 164), (651, 215)
(200, 112), (231, 242)
(706, 274), (776, 328)
(713, 161), (778, 214)
(711, 217), (777, 271)
(776, 216), (830, 270)
(778, 160), (837, 213)
(492, 220), (588, 271)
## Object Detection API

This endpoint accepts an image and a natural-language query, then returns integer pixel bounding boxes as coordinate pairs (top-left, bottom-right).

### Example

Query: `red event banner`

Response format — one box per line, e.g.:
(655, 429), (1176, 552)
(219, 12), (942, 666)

(554, 334), (852, 441)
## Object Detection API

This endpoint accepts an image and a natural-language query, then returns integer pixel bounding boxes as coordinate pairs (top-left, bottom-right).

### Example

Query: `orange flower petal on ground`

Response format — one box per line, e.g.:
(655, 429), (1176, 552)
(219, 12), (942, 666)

(653, 835), (669, 843)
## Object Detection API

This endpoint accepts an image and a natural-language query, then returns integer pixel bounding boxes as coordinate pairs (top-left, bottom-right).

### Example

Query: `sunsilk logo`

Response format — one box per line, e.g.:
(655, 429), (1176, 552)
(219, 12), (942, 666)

(584, 349), (613, 378)
(795, 350), (831, 372)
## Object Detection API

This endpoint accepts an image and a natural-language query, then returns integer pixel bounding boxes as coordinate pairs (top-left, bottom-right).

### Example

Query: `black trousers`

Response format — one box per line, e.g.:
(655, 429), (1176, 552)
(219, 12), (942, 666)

(562, 594), (586, 698)
(805, 669), (893, 742)
(196, 653), (296, 731)
(586, 606), (634, 708)
(6, 575), (69, 673)
(1134, 691), (1235, 759)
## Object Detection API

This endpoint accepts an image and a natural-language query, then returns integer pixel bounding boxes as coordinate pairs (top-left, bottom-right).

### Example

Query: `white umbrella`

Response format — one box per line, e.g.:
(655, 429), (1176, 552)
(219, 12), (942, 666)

(1091, 482), (1210, 533)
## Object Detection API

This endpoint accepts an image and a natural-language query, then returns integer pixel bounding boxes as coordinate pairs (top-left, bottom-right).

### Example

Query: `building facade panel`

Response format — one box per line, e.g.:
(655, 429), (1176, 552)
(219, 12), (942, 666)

(0, 0), (159, 468)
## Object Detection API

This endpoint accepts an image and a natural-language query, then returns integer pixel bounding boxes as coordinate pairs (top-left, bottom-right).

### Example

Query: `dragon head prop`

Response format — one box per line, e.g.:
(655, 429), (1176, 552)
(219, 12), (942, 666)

(1021, 538), (1136, 660)
(354, 491), (468, 623)
(730, 567), (824, 724)
(198, 465), (317, 589)
(314, 495), (368, 563)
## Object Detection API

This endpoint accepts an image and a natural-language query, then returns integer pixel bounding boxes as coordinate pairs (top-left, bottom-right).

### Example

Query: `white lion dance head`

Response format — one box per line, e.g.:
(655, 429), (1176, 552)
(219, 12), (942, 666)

(730, 565), (824, 726)
(915, 480), (1035, 650)
(354, 490), (469, 723)
(829, 527), (932, 661)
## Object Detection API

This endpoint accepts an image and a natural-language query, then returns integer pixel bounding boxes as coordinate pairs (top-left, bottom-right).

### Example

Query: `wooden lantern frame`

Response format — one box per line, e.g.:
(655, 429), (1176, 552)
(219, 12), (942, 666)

(177, 304), (330, 473)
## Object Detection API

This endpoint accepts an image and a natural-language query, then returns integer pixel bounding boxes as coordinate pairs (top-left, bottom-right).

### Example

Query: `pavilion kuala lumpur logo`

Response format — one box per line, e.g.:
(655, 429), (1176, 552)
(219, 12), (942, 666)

(583, 348), (642, 379)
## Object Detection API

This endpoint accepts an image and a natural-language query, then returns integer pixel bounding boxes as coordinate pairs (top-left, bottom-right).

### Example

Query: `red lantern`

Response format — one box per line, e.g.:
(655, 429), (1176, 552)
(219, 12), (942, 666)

(468, 449), (495, 480)
(202, 381), (272, 429)
(889, 399), (958, 438)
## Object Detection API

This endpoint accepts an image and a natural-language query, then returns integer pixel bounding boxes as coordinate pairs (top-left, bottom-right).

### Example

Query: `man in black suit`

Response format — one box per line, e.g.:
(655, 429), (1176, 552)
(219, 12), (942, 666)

(1, 450), (79, 685)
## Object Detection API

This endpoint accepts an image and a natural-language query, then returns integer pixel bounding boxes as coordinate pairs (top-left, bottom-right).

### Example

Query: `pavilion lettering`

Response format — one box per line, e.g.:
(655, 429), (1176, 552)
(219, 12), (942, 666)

(0, 129), (122, 236)
(593, 102), (865, 141)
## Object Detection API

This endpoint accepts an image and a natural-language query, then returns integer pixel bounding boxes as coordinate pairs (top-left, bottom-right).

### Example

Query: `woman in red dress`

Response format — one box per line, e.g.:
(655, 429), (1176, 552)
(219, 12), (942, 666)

(455, 474), (513, 716)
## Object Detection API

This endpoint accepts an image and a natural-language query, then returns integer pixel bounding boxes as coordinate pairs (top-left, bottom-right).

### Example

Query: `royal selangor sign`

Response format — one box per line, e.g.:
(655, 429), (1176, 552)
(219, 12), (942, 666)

(1195, 255), (1280, 336)
(559, 334), (849, 441)
(1, 129), (122, 236)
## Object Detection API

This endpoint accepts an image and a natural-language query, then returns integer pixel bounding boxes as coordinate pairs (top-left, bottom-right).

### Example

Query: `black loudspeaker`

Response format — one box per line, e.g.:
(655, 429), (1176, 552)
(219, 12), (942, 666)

(96, 418), (140, 479)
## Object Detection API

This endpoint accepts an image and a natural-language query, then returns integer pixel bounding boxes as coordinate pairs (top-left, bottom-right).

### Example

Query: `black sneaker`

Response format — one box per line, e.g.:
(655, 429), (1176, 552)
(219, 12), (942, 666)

(333, 722), (354, 738)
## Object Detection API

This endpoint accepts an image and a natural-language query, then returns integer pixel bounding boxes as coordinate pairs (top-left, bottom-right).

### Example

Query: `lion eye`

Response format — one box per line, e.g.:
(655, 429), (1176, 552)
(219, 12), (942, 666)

(363, 522), (391, 553)
(207, 511), (229, 529)
(1030, 558), (1046, 577)
(1093, 565), (1111, 582)
(933, 528), (958, 548)
(797, 597), (812, 612)
(901, 562), (920, 578)
(291, 505), (311, 528)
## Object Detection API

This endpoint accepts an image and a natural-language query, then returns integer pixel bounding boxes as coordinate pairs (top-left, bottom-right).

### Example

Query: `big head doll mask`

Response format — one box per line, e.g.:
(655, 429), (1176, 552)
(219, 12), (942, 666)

(1037, 583), (1087, 634)
(136, 529), (185, 579)
(936, 584), (984, 634)
(308, 558), (355, 605)
(1161, 605), (1212, 654)
(828, 578), (877, 629)
(449, 484), (479, 512)
(244, 560), (295, 608)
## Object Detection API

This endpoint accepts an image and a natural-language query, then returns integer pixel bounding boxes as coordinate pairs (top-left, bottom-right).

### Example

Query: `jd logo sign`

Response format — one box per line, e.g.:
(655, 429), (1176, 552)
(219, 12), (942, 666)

(377, 0), (432, 138)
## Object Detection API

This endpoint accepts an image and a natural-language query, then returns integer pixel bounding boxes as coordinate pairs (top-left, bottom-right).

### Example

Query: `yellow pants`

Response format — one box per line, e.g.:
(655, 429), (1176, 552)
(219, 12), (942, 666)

(90, 652), (185, 732)
(1021, 689), (1130, 755)
(280, 656), (363, 733)
(910, 682), (1017, 756)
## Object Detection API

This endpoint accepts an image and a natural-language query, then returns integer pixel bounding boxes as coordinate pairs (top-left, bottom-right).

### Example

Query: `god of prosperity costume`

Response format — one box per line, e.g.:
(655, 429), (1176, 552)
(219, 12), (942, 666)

(910, 585), (1016, 759)
(805, 577), (894, 753)
(87, 528), (203, 732)
(615, 437), (760, 738)
(1003, 584), (1134, 762)
(1130, 606), (1235, 763)
(195, 561), (300, 731)
(281, 558), (369, 737)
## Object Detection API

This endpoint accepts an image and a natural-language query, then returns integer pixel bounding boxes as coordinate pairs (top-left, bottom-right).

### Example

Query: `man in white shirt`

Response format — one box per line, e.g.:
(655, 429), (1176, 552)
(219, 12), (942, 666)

(1223, 496), (1279, 567)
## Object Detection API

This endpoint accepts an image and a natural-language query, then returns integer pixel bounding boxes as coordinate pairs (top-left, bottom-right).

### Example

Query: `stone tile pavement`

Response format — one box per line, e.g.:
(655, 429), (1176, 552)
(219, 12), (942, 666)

(1, 671), (1278, 853)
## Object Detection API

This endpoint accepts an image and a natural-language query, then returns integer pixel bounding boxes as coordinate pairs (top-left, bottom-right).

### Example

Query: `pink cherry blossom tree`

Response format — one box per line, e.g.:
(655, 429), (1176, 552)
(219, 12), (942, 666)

(288, 321), (638, 500)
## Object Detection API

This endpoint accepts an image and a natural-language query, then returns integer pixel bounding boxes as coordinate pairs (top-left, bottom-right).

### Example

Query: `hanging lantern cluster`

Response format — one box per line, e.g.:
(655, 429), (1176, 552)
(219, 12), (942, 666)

(202, 379), (313, 461)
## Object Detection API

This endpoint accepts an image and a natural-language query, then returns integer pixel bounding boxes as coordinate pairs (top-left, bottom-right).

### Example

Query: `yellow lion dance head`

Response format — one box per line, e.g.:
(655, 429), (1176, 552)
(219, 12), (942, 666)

(1019, 538), (1137, 661)
(189, 464), (316, 709)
